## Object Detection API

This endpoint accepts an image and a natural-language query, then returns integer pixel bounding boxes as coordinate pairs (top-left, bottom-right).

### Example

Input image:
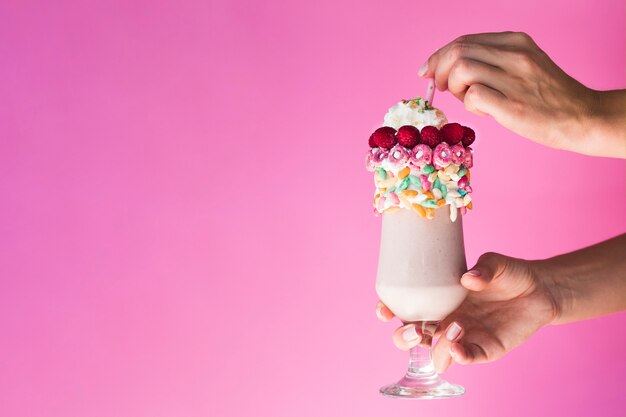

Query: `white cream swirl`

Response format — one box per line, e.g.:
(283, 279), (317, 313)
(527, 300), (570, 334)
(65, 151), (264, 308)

(382, 98), (447, 130)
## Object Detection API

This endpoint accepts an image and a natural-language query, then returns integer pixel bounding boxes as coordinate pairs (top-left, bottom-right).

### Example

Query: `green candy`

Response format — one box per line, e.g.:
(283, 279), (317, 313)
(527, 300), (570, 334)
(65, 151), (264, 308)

(439, 183), (447, 198)
(458, 168), (467, 177)
(397, 178), (409, 191)
(408, 175), (421, 185)
(385, 186), (396, 194)
(421, 165), (435, 174)
(421, 200), (438, 208)
(433, 177), (441, 190)
(376, 167), (387, 180)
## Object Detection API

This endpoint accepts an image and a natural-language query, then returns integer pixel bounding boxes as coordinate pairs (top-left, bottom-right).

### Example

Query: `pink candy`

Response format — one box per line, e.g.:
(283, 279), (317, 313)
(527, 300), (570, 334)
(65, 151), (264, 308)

(372, 148), (389, 165)
(433, 143), (452, 168)
(388, 145), (409, 166)
(463, 147), (473, 168)
(458, 175), (468, 189)
(388, 192), (400, 205)
(450, 144), (466, 165)
(377, 195), (386, 212)
(365, 150), (377, 171)
(420, 174), (431, 191)
(409, 144), (433, 167)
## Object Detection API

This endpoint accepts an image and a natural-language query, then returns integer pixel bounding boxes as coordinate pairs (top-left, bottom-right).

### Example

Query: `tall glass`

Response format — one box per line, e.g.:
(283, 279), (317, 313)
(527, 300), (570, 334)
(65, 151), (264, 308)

(376, 208), (468, 399)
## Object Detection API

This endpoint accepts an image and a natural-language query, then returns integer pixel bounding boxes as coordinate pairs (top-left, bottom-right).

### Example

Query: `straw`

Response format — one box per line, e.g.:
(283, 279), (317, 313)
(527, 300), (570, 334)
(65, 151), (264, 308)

(425, 78), (435, 106)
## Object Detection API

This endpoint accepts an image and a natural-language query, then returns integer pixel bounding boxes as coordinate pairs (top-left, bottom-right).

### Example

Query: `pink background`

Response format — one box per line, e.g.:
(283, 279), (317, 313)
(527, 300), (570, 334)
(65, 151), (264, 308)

(1, 0), (625, 416)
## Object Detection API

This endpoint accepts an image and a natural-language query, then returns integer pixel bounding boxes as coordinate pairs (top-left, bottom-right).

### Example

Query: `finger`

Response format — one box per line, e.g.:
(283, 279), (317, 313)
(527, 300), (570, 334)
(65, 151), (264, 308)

(392, 323), (423, 351)
(462, 252), (509, 288)
(419, 32), (533, 81)
(375, 300), (395, 322)
(433, 44), (508, 92)
(449, 342), (471, 364)
(432, 322), (465, 373)
(447, 58), (507, 101)
(463, 83), (508, 118)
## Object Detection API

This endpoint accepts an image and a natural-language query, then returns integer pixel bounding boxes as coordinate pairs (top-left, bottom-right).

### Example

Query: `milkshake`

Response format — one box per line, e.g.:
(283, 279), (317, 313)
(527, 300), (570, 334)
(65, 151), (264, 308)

(366, 97), (477, 399)
(376, 208), (467, 322)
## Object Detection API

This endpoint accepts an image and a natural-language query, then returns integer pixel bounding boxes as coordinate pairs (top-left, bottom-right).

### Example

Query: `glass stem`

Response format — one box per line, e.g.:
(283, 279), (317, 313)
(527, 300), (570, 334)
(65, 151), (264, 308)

(406, 321), (438, 378)
(407, 345), (436, 377)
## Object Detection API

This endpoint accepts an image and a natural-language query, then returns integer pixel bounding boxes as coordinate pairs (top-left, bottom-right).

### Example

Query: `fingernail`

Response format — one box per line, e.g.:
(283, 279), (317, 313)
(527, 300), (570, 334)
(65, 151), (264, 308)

(402, 325), (421, 343)
(446, 322), (462, 341)
(464, 269), (481, 277)
(418, 62), (428, 77)
(375, 304), (384, 320)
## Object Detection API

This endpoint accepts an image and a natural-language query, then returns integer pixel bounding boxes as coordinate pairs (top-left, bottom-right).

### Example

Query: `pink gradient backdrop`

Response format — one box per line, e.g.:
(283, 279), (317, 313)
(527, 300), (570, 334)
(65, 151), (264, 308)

(1, 0), (624, 416)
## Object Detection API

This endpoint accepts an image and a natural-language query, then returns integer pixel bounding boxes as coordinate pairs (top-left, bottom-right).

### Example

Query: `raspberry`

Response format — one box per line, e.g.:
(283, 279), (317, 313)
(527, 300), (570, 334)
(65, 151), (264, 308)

(440, 123), (464, 145)
(420, 126), (442, 148)
(370, 126), (397, 149)
(462, 126), (476, 146)
(397, 125), (421, 148)
(368, 135), (377, 148)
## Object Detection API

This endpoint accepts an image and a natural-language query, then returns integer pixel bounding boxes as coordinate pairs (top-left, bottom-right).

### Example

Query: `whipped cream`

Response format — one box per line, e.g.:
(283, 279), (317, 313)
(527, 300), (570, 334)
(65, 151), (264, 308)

(382, 98), (447, 130)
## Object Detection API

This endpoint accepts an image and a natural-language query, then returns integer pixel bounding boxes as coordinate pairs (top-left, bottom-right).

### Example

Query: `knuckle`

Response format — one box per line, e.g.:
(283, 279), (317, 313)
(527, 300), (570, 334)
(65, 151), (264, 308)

(465, 84), (481, 100)
(454, 34), (469, 44)
(449, 42), (469, 60)
(478, 251), (501, 263)
(510, 50), (535, 70)
(515, 31), (533, 45)
(451, 58), (472, 75)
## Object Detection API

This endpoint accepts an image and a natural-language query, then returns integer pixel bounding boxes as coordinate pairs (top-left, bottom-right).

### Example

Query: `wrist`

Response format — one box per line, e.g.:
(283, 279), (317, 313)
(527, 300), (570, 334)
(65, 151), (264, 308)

(530, 258), (571, 325)
(579, 89), (626, 158)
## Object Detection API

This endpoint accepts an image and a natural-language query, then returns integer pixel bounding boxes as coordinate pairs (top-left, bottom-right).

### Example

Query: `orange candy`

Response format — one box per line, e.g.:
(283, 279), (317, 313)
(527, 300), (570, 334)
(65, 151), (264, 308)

(425, 208), (436, 219)
(397, 166), (410, 179)
(424, 191), (435, 200)
(411, 204), (426, 218)
(402, 190), (418, 198)
(436, 199), (446, 207)
(385, 206), (401, 214)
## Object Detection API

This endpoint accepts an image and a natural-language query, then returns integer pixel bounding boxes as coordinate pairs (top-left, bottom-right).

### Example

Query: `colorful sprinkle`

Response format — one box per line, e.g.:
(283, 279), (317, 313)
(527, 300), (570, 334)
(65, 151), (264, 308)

(421, 164), (435, 174)
(397, 166), (411, 179)
(397, 178), (409, 191)
(411, 204), (426, 218)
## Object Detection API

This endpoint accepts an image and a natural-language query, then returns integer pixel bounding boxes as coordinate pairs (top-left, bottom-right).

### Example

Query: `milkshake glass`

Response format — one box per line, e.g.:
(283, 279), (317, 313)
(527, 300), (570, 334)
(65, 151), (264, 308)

(366, 96), (477, 399)
(376, 208), (468, 398)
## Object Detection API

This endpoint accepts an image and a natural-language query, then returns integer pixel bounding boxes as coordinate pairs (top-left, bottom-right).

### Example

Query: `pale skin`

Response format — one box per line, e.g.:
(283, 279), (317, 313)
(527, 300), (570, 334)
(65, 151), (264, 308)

(377, 32), (626, 373)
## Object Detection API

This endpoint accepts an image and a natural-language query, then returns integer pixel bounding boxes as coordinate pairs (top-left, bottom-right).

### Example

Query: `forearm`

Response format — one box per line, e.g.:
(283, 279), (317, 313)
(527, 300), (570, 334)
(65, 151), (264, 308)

(536, 233), (626, 324)
(575, 89), (626, 158)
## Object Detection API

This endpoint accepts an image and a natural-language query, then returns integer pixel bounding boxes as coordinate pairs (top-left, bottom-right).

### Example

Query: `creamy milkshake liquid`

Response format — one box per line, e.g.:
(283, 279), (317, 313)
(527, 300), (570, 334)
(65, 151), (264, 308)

(376, 208), (468, 322)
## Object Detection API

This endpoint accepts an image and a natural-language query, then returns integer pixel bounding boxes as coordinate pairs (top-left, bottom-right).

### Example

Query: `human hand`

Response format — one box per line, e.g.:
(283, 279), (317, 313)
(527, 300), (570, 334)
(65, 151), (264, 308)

(376, 252), (559, 373)
(418, 31), (626, 158)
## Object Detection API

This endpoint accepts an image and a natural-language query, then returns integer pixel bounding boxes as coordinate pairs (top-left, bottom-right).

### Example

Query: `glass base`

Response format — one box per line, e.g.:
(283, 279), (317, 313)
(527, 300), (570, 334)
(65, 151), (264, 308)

(380, 374), (465, 399)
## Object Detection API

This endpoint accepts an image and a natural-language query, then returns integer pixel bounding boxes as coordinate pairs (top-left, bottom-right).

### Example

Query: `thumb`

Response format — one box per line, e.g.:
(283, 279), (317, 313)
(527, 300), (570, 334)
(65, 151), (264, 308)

(461, 252), (510, 291)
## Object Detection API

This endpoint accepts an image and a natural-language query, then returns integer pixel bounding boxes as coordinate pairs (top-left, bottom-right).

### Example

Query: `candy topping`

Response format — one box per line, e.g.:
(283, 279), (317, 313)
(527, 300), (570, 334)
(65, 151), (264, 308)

(370, 126), (397, 149)
(420, 126), (442, 147)
(397, 125), (421, 148)
(388, 145), (410, 166)
(366, 98), (477, 220)
(440, 122), (464, 145)
(409, 144), (433, 167)
(462, 127), (476, 146)
(433, 142), (452, 169)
